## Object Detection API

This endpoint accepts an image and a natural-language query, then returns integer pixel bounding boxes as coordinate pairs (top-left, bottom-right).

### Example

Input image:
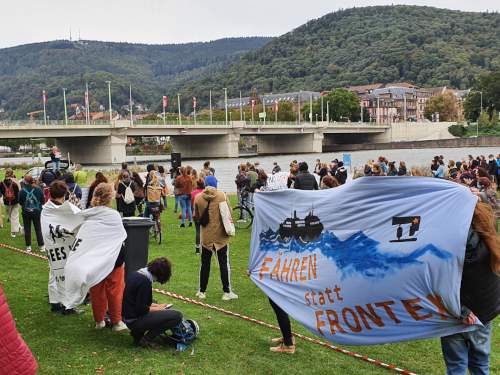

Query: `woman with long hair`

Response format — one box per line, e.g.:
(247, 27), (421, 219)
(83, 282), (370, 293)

(131, 172), (145, 215)
(86, 172), (108, 209)
(88, 183), (128, 332)
(440, 201), (500, 374)
(18, 175), (44, 252)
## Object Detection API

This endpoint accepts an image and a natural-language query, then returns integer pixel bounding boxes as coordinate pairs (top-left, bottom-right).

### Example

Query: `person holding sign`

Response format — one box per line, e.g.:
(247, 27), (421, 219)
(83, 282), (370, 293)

(440, 202), (500, 375)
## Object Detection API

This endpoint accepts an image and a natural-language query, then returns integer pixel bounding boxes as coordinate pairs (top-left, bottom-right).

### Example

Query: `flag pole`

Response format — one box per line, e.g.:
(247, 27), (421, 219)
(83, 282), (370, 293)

(239, 91), (243, 121)
(85, 82), (90, 125)
(162, 96), (166, 125)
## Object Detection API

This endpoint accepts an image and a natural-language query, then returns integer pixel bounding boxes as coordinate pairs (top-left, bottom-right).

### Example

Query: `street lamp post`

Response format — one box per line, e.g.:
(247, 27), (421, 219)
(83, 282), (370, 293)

(326, 101), (330, 123)
(321, 96), (324, 122)
(309, 93), (313, 124)
(209, 90), (213, 125)
(105, 81), (112, 124)
(224, 88), (228, 125)
(239, 91), (243, 121)
(62, 88), (68, 125)
(177, 94), (182, 126)
(262, 95), (266, 125)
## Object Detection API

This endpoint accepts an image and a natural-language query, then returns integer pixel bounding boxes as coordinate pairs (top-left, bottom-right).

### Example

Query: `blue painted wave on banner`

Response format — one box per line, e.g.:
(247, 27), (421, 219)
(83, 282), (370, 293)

(259, 229), (452, 279)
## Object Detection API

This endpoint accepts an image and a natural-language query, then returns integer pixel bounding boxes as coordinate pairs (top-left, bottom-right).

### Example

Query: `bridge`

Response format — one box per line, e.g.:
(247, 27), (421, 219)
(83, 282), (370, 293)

(0, 120), (452, 164)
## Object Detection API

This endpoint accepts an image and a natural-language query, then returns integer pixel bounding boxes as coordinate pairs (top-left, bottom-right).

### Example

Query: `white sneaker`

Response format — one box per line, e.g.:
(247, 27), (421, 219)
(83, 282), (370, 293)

(39, 246), (46, 253)
(222, 291), (239, 301)
(112, 321), (129, 332)
(26, 246), (32, 253)
(11, 233), (16, 238)
(95, 321), (106, 330)
(195, 291), (206, 299)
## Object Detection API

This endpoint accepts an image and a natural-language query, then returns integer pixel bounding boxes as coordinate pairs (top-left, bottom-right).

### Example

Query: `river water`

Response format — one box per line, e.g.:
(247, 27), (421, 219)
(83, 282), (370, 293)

(1, 146), (499, 192)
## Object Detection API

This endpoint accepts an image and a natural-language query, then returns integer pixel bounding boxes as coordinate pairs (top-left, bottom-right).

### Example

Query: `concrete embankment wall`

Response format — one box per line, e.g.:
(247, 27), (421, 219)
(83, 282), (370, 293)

(324, 136), (500, 152)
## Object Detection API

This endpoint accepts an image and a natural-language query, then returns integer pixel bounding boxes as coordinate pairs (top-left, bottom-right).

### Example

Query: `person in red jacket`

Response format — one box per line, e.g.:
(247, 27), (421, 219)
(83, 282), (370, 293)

(0, 285), (38, 375)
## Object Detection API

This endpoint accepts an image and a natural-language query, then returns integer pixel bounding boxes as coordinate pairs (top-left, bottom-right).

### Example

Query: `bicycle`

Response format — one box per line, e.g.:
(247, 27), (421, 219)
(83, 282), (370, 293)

(232, 190), (254, 229)
(149, 205), (162, 245)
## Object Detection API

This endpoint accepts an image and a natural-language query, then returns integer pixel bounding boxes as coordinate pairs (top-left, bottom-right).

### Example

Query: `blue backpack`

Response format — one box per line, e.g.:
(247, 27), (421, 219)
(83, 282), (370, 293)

(23, 188), (41, 213)
(169, 319), (199, 352)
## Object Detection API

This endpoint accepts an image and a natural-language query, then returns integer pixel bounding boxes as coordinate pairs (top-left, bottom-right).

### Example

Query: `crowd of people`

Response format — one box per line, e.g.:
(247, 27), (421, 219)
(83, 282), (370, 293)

(0, 152), (499, 374)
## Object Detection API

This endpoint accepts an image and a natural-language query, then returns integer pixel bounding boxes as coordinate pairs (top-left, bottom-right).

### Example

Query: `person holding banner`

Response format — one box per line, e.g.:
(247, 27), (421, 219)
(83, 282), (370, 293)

(440, 201), (500, 375)
(63, 183), (128, 331)
(41, 180), (82, 315)
(86, 183), (128, 331)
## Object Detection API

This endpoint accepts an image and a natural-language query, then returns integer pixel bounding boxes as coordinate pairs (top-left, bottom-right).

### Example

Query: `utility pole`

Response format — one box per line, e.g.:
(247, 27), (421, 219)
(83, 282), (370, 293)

(224, 88), (228, 125)
(177, 94), (182, 126)
(62, 88), (68, 125)
(326, 101), (330, 122)
(129, 84), (133, 126)
(106, 81), (112, 124)
(209, 90), (213, 125)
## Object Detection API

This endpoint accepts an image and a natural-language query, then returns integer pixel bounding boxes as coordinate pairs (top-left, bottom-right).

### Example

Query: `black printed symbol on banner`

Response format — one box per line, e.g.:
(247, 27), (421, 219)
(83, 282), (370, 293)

(390, 216), (421, 243)
(70, 238), (83, 252)
(49, 224), (73, 244)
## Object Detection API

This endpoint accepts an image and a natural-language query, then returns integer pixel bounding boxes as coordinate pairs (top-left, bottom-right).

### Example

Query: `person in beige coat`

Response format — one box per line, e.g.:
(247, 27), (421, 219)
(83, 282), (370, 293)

(193, 178), (238, 301)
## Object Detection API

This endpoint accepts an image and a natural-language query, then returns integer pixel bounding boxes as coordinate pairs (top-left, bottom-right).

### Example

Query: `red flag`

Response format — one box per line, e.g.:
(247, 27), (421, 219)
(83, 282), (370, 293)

(193, 97), (197, 109)
(275, 100), (279, 112)
(251, 99), (255, 108)
(163, 95), (168, 108)
(42, 90), (47, 104)
(84, 90), (89, 107)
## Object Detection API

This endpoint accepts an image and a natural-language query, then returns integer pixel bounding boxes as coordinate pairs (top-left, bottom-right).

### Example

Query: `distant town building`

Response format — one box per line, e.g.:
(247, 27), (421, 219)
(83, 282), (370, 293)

(348, 83), (469, 123)
(218, 91), (321, 110)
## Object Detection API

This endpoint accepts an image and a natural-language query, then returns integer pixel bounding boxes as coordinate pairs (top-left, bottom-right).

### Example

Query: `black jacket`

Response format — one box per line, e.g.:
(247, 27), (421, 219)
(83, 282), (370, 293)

(122, 271), (152, 323)
(460, 228), (500, 324)
(488, 160), (497, 176)
(293, 171), (318, 191)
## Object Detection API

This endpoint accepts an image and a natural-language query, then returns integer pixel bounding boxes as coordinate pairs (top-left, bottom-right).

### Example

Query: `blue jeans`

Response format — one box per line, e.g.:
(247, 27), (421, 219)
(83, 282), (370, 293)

(162, 195), (168, 209)
(174, 195), (180, 212)
(179, 195), (192, 224)
(441, 322), (492, 375)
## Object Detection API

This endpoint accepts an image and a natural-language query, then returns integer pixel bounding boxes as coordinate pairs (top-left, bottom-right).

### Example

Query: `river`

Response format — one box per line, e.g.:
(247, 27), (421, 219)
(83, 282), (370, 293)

(1, 146), (499, 192)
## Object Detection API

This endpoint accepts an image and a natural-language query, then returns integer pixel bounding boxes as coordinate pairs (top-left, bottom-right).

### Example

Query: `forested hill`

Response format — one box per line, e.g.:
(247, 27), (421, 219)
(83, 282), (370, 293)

(180, 6), (500, 101)
(0, 37), (271, 118)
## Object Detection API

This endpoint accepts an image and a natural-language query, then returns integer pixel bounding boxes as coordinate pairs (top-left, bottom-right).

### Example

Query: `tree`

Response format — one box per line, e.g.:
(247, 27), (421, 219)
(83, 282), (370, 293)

(464, 70), (500, 122)
(323, 89), (361, 122)
(424, 93), (458, 121)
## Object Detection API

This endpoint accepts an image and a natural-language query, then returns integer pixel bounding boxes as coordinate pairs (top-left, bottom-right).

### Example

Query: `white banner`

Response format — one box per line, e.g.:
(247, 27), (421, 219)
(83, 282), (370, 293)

(249, 177), (480, 345)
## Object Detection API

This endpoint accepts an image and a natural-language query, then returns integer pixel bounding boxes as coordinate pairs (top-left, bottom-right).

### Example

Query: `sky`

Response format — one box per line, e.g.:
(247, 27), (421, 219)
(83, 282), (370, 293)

(1, 0), (499, 48)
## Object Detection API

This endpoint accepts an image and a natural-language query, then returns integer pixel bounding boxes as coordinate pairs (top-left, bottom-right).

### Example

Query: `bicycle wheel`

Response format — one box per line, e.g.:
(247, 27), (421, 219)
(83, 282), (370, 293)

(233, 206), (253, 229)
(155, 221), (162, 245)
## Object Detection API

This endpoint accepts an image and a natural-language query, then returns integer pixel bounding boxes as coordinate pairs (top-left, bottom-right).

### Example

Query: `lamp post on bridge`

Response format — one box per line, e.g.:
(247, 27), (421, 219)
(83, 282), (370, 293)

(177, 94), (182, 126)
(105, 81), (112, 124)
(209, 90), (213, 125)
(224, 88), (228, 125)
(62, 88), (68, 125)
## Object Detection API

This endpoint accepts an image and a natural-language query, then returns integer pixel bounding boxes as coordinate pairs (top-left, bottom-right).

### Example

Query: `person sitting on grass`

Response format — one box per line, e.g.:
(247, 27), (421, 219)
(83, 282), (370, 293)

(122, 257), (183, 349)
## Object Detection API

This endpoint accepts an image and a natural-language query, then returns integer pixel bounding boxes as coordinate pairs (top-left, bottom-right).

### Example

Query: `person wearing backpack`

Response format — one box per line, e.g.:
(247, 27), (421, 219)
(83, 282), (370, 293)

(117, 171), (137, 217)
(122, 257), (183, 349)
(175, 167), (193, 228)
(143, 170), (162, 219)
(193, 178), (238, 301)
(63, 173), (83, 209)
(0, 169), (21, 238)
(18, 175), (44, 253)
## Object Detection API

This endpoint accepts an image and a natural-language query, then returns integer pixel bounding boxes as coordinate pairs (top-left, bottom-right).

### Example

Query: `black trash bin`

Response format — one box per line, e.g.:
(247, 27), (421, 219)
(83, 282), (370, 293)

(122, 217), (155, 279)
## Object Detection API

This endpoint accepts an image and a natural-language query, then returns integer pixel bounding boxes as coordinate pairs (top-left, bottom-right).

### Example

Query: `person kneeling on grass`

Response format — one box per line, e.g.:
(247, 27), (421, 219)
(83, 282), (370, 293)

(122, 257), (183, 349)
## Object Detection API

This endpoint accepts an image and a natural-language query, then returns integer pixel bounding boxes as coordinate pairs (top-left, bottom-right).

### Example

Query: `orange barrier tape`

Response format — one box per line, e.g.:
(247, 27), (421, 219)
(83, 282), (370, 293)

(0, 243), (418, 375)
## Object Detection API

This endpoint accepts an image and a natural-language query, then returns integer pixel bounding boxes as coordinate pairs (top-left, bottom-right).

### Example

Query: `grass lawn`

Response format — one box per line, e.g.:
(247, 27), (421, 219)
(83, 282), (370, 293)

(0, 196), (498, 375)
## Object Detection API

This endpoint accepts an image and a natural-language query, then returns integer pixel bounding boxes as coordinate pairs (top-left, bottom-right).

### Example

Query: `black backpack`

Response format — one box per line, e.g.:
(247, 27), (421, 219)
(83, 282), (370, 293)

(199, 200), (211, 227)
